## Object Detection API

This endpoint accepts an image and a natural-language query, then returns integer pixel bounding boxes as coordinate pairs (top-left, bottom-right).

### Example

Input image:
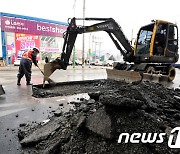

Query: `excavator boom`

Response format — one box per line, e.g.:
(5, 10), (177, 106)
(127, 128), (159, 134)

(61, 17), (134, 65)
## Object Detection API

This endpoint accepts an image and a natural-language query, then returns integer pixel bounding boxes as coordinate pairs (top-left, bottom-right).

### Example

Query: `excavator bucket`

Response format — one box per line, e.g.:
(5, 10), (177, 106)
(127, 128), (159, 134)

(0, 85), (5, 95)
(107, 69), (171, 83)
(43, 62), (61, 87)
(106, 69), (142, 83)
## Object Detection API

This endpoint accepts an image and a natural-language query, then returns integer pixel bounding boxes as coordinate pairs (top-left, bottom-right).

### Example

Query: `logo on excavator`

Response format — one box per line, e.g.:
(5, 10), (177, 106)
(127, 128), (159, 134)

(96, 24), (113, 30)
(118, 127), (180, 148)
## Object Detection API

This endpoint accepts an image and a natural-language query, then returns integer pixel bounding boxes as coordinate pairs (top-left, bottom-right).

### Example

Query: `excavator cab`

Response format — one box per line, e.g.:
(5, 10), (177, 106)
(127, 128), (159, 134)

(134, 20), (178, 63)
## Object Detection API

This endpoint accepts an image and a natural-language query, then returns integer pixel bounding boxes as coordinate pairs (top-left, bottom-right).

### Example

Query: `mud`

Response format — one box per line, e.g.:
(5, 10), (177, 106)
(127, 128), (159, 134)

(18, 80), (180, 153)
(32, 80), (111, 98)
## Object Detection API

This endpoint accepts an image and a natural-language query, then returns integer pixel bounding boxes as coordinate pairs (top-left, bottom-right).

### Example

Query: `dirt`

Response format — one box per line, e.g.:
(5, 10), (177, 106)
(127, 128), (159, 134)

(18, 79), (180, 154)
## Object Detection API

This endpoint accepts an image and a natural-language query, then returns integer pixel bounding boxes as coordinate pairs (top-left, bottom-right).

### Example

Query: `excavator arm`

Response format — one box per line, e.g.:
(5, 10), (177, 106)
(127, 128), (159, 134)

(63, 17), (134, 64)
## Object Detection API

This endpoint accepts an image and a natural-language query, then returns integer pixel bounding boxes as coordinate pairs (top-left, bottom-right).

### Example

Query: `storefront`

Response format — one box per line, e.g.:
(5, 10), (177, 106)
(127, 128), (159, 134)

(0, 12), (67, 65)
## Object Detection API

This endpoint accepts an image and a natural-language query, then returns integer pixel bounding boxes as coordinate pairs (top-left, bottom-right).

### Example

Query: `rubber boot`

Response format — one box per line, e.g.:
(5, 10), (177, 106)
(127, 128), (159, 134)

(26, 81), (32, 85)
(17, 78), (21, 86)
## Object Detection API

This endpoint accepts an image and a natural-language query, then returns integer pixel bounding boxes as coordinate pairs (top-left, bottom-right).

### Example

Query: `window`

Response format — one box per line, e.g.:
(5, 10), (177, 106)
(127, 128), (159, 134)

(40, 36), (64, 62)
(167, 25), (178, 53)
(137, 30), (152, 45)
(136, 24), (154, 55)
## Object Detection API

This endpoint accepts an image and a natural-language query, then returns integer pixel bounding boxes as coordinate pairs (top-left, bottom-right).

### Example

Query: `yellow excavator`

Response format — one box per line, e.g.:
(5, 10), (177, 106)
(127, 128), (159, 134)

(43, 17), (179, 84)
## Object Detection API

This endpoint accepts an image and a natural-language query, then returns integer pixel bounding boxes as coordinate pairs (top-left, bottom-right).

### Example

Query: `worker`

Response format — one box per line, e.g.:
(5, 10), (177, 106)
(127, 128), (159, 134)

(17, 47), (39, 86)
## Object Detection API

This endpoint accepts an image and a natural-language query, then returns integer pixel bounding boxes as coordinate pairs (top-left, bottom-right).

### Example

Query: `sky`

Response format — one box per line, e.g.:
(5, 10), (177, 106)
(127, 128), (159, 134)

(1, 0), (180, 37)
(0, 0), (180, 58)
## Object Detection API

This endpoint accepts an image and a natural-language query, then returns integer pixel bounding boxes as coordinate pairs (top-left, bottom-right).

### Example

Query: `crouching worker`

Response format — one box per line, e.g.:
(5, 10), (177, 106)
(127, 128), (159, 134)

(17, 47), (39, 86)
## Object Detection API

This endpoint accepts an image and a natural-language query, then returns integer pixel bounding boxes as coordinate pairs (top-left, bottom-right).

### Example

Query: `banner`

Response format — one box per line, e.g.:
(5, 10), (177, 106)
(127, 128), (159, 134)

(15, 33), (40, 60)
(1, 16), (67, 37)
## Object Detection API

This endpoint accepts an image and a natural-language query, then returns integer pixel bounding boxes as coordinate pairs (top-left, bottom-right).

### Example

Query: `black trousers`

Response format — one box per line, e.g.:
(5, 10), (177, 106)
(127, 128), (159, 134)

(17, 58), (32, 83)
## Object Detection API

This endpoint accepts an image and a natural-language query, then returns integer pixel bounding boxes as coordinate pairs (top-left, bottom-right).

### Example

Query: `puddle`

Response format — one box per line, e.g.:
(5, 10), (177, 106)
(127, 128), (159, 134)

(35, 93), (90, 113)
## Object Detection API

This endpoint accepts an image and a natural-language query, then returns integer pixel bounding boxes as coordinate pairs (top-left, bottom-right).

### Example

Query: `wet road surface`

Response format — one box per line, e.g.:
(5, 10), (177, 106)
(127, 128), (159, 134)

(0, 66), (180, 153)
(0, 66), (106, 153)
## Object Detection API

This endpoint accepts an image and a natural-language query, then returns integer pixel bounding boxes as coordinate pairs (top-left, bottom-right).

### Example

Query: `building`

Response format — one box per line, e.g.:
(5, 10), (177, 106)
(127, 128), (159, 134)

(0, 12), (68, 65)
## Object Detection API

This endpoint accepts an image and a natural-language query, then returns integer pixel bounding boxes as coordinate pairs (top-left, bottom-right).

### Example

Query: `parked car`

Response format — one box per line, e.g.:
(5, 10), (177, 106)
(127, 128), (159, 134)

(90, 61), (95, 65)
(14, 58), (21, 66)
(75, 59), (82, 65)
(106, 60), (114, 66)
(95, 60), (103, 66)
(102, 60), (114, 66)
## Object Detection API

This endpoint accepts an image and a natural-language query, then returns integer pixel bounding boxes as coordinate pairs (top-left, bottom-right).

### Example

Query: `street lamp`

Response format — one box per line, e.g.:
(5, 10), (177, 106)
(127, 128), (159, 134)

(82, 0), (85, 67)
(88, 33), (92, 68)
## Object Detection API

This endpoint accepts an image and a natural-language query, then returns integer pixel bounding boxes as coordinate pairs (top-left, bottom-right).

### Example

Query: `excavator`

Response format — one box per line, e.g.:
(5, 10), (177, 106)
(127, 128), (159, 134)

(43, 17), (179, 85)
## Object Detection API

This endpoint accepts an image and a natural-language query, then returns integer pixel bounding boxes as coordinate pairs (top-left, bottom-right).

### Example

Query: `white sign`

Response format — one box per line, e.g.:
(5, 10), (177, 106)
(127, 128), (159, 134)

(118, 127), (180, 148)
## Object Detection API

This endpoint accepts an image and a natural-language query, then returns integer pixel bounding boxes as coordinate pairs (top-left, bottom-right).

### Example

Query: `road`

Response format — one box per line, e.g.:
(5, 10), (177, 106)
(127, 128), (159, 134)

(0, 65), (107, 154)
(0, 66), (180, 153)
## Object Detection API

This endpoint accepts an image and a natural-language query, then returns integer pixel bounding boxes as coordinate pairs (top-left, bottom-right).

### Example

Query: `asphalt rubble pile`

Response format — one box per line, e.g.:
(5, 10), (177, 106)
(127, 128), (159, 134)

(18, 79), (180, 154)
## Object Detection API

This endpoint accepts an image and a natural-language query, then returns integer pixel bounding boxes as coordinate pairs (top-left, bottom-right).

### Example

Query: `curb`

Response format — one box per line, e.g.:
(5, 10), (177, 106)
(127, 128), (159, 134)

(0, 66), (108, 71)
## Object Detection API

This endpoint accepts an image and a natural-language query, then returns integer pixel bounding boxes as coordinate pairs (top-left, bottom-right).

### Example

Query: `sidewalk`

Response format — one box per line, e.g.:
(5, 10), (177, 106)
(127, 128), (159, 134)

(0, 64), (108, 71)
(0, 64), (44, 71)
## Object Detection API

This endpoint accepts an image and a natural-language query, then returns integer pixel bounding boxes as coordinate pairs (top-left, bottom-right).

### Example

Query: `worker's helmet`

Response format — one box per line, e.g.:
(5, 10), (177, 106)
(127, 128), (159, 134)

(33, 47), (39, 53)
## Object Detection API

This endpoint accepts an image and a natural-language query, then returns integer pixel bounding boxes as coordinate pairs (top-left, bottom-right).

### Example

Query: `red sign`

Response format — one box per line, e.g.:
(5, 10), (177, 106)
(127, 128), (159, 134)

(1, 16), (67, 37)
(15, 33), (40, 60)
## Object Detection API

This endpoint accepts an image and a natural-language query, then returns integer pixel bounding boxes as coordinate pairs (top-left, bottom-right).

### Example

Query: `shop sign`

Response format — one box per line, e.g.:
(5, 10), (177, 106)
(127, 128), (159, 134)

(1, 16), (67, 37)
(15, 33), (40, 60)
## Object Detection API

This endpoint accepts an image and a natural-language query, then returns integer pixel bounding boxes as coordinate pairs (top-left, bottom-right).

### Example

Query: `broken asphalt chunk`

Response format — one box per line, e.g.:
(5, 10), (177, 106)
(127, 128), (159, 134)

(20, 117), (64, 146)
(85, 107), (114, 139)
(100, 95), (143, 109)
(88, 91), (102, 101)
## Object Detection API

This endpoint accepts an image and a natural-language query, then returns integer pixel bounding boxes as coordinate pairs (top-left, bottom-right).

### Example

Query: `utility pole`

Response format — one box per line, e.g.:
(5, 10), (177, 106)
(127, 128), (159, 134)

(73, 0), (76, 68)
(73, 0), (76, 16)
(82, 0), (85, 67)
(131, 29), (134, 45)
(88, 33), (92, 68)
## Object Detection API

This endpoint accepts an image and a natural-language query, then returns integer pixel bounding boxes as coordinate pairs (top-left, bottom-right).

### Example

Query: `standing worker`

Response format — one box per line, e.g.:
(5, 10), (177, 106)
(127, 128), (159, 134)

(17, 47), (39, 86)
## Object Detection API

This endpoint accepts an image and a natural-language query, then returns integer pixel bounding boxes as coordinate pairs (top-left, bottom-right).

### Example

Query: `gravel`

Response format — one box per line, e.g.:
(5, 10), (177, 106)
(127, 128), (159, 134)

(18, 79), (180, 154)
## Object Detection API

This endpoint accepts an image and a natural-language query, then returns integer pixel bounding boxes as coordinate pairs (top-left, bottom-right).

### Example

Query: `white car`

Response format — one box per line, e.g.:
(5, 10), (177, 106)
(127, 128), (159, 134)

(14, 58), (21, 66)
(102, 60), (114, 66)
(75, 59), (82, 65)
(95, 60), (103, 66)
(106, 60), (114, 66)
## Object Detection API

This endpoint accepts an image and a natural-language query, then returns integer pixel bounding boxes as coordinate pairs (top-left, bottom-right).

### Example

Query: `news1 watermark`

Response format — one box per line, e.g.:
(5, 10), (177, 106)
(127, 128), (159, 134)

(118, 127), (180, 148)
